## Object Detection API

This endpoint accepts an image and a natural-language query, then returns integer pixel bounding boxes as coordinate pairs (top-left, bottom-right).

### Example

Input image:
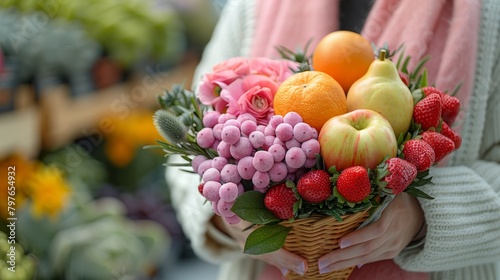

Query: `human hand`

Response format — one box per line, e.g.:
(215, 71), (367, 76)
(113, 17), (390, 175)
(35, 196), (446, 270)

(212, 215), (308, 276)
(317, 193), (425, 274)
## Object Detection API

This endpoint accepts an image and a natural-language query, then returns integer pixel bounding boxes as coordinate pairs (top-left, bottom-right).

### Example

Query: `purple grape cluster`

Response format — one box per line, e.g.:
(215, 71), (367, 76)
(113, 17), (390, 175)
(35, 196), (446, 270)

(192, 111), (320, 224)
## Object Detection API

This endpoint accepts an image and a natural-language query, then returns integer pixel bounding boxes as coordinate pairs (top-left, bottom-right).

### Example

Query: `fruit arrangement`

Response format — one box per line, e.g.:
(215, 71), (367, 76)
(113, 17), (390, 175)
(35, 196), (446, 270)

(152, 31), (462, 279)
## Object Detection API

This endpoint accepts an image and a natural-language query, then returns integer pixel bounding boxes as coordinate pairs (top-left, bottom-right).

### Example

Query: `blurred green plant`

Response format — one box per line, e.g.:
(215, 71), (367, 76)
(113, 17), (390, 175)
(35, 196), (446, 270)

(0, 231), (36, 280)
(41, 144), (107, 191)
(50, 198), (169, 280)
(0, 152), (170, 280)
(1, 0), (186, 67)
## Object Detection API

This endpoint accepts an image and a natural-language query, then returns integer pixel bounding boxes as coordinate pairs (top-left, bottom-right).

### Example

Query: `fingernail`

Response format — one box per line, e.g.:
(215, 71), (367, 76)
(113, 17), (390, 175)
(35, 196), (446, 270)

(340, 240), (351, 249)
(279, 267), (288, 276)
(294, 262), (305, 275)
(318, 259), (328, 270)
(357, 264), (364, 268)
(319, 266), (331, 274)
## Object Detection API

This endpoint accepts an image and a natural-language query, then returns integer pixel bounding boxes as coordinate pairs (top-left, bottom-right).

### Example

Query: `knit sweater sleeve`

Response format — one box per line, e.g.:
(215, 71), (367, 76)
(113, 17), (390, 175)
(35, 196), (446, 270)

(394, 1), (500, 271)
(394, 164), (500, 271)
(166, 0), (255, 264)
(190, 0), (255, 91)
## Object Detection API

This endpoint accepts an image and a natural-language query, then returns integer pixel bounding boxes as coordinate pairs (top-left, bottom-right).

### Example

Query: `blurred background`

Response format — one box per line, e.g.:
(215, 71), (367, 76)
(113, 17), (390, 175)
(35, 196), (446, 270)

(0, 0), (227, 279)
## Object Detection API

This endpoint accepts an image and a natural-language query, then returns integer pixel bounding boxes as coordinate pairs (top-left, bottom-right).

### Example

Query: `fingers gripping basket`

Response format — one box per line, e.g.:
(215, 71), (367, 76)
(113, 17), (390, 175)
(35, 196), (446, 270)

(282, 210), (370, 280)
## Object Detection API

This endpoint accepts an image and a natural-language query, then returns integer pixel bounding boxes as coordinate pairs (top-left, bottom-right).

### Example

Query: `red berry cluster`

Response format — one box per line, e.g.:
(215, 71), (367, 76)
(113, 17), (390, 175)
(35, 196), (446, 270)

(382, 86), (462, 195)
(411, 86), (461, 158)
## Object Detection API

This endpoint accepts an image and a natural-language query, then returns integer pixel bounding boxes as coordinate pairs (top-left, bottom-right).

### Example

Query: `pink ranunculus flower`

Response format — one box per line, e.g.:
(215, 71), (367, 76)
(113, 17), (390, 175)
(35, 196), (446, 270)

(248, 57), (298, 82)
(222, 75), (278, 125)
(213, 57), (251, 75)
(198, 57), (252, 109)
(198, 70), (239, 107)
(220, 78), (245, 114)
(199, 57), (296, 117)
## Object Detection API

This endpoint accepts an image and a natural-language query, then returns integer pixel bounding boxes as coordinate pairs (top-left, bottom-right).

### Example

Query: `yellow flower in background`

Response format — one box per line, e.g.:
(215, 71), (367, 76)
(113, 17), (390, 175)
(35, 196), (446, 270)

(105, 138), (135, 167)
(25, 165), (71, 219)
(105, 109), (162, 167)
(0, 154), (37, 219)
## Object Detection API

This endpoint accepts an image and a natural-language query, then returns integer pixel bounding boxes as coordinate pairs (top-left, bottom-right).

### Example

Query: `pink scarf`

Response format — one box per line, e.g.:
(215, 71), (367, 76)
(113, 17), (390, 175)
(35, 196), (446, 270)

(251, 0), (480, 131)
(250, 0), (480, 278)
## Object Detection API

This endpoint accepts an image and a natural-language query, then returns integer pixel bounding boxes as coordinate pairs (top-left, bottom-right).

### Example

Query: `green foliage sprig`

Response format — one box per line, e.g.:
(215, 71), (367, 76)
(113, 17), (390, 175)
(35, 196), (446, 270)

(148, 85), (217, 165)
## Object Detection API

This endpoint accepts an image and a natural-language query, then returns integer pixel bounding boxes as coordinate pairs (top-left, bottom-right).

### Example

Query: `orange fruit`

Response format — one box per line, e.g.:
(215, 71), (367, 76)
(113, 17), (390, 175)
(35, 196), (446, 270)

(312, 30), (374, 93)
(274, 71), (346, 131)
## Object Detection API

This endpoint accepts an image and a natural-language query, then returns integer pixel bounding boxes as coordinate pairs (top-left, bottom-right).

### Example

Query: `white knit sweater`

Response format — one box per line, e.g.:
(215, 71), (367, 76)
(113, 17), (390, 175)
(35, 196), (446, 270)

(166, 0), (500, 279)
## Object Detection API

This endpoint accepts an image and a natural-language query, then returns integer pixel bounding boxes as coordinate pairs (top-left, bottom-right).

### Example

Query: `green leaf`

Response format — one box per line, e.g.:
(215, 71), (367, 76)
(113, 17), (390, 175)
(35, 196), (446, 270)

(293, 201), (299, 214)
(410, 55), (431, 80)
(143, 145), (162, 150)
(328, 166), (339, 175)
(412, 89), (424, 105)
(450, 81), (463, 97)
(401, 56), (411, 74)
(297, 208), (315, 219)
(164, 163), (191, 167)
(231, 191), (281, 225)
(318, 209), (343, 222)
(243, 225), (292, 255)
(346, 201), (356, 208)
(333, 187), (346, 204)
(378, 180), (388, 188)
(396, 47), (406, 69)
(314, 153), (324, 170)
(348, 202), (372, 213)
(410, 172), (433, 187)
(405, 186), (435, 200)
(419, 69), (428, 88)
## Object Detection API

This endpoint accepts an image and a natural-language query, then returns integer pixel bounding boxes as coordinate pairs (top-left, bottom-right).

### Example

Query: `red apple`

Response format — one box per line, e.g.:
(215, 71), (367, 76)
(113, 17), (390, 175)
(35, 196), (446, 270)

(318, 109), (397, 171)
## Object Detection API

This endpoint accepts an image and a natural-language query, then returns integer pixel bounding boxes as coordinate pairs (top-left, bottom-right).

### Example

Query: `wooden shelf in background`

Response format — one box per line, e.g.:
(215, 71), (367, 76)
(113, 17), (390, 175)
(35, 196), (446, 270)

(127, 55), (199, 107)
(39, 83), (132, 150)
(39, 56), (199, 151)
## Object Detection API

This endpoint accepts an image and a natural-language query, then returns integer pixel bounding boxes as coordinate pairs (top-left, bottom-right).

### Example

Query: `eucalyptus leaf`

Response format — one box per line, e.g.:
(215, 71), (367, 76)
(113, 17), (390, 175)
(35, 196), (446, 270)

(243, 225), (292, 255)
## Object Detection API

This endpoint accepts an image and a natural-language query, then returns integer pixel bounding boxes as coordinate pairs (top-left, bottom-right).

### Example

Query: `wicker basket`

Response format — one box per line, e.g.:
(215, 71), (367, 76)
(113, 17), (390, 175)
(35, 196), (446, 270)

(281, 210), (370, 280)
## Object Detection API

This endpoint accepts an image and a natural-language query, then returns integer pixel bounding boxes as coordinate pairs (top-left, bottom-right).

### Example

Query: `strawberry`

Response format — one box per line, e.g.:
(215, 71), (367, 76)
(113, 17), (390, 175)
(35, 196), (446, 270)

(422, 86), (460, 125)
(440, 122), (462, 150)
(441, 95), (460, 125)
(336, 166), (371, 203)
(422, 131), (455, 162)
(413, 94), (442, 131)
(297, 170), (332, 203)
(399, 71), (410, 86)
(402, 139), (435, 172)
(382, 158), (417, 195)
(264, 183), (298, 219)
(422, 86), (444, 97)
(198, 183), (204, 195)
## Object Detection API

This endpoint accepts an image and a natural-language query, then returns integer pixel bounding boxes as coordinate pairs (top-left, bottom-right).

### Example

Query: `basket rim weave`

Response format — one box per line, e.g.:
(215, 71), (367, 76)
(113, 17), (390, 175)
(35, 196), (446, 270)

(281, 210), (370, 280)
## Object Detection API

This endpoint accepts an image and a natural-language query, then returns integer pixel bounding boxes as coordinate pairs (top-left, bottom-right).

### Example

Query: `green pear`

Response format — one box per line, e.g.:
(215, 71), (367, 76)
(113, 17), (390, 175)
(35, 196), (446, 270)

(346, 50), (414, 138)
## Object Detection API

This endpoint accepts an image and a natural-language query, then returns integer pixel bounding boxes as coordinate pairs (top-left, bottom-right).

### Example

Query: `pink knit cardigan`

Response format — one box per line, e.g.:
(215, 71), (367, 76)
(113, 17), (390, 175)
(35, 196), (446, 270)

(251, 0), (480, 132)
(250, 0), (481, 278)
